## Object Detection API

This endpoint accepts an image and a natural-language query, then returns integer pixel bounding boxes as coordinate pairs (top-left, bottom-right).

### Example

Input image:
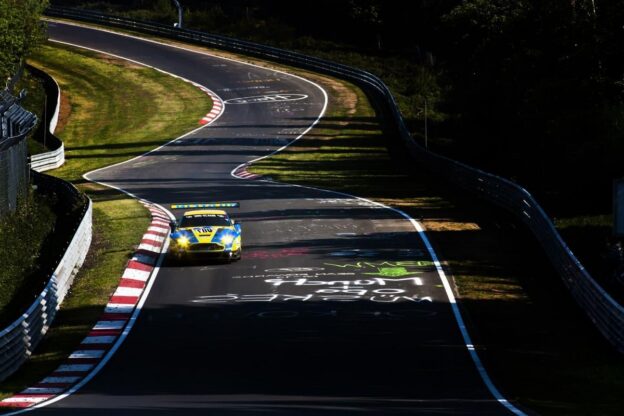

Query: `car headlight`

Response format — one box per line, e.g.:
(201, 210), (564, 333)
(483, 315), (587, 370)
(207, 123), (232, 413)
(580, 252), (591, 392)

(176, 236), (190, 247)
(220, 234), (234, 245)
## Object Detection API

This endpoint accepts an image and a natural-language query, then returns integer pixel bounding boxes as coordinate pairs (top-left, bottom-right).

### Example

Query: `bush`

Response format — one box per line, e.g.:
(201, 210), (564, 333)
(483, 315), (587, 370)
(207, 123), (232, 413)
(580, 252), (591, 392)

(0, 190), (56, 318)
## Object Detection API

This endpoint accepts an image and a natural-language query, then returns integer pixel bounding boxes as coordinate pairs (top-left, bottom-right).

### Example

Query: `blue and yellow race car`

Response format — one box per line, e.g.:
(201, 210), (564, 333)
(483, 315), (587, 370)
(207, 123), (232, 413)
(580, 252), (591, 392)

(169, 203), (242, 262)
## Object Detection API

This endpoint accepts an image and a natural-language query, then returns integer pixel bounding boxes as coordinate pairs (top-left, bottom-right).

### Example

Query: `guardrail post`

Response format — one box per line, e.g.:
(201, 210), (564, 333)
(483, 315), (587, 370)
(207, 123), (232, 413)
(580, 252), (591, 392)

(20, 317), (32, 358)
(172, 0), (183, 28)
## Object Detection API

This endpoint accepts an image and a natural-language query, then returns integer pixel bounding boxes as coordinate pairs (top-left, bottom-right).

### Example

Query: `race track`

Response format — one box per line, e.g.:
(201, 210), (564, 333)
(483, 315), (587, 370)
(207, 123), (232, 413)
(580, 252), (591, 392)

(22, 21), (521, 415)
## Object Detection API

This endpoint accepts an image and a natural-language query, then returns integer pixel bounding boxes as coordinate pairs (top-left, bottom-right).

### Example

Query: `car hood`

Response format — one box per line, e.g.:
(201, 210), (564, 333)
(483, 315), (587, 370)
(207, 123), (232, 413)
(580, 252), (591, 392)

(171, 226), (236, 244)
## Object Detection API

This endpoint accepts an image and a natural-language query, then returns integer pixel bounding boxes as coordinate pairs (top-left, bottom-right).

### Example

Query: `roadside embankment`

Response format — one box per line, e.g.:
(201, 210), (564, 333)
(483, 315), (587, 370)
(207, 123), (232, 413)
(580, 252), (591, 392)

(0, 41), (212, 399)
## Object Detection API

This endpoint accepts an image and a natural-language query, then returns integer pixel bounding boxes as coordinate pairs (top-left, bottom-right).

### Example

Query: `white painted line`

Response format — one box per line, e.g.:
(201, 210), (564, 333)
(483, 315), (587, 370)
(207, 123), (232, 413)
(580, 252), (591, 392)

(55, 364), (93, 373)
(137, 242), (161, 253)
(69, 350), (105, 360)
(93, 320), (127, 330)
(147, 225), (169, 234)
(40, 377), (81, 384)
(1, 398), (48, 404)
(104, 304), (135, 314)
(122, 268), (151, 281)
(112, 287), (144, 298)
(22, 388), (64, 395)
(81, 336), (115, 344)
(229, 76), (327, 180)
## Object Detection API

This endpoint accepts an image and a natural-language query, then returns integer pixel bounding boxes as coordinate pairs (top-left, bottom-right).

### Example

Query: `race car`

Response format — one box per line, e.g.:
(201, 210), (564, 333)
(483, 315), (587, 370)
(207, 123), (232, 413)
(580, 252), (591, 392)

(168, 202), (242, 262)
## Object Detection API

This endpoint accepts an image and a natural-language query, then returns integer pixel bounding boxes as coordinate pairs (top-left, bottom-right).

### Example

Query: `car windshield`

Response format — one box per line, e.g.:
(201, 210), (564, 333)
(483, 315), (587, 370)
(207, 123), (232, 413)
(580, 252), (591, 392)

(180, 214), (231, 227)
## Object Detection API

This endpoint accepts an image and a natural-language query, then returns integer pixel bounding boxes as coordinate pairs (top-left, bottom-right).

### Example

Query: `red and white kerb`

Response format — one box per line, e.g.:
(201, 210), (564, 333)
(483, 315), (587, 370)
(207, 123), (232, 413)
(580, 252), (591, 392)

(195, 85), (224, 125)
(0, 203), (169, 409)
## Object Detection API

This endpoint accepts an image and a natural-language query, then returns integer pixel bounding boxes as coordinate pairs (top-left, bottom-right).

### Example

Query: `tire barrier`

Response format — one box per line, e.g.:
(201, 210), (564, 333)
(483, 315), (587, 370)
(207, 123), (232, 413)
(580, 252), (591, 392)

(44, 7), (624, 352)
(27, 65), (65, 172)
(0, 172), (91, 382)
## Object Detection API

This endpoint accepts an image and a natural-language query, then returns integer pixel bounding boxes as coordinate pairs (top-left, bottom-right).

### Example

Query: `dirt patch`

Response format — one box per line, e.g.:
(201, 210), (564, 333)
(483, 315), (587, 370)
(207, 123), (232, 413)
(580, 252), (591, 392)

(324, 77), (358, 116)
(54, 91), (72, 134)
(421, 220), (481, 232)
(96, 53), (144, 69)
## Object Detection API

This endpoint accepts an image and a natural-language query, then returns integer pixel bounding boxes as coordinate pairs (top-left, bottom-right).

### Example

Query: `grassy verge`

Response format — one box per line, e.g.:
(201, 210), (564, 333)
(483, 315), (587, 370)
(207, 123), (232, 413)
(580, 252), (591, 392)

(0, 42), (211, 398)
(30, 43), (212, 182)
(553, 215), (624, 303)
(0, 192), (56, 320)
(247, 69), (624, 414)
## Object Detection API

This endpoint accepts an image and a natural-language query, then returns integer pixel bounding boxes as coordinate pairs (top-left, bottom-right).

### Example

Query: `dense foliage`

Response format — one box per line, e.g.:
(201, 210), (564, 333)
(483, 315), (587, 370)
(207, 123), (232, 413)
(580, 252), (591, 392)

(441, 0), (624, 214)
(51, 1), (624, 213)
(0, 191), (55, 319)
(0, 0), (49, 90)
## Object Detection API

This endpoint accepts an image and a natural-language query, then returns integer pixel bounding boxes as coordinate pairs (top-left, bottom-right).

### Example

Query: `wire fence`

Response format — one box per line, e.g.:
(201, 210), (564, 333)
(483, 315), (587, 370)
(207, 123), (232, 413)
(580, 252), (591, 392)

(0, 172), (91, 382)
(0, 90), (37, 217)
(0, 73), (90, 381)
(44, 7), (624, 352)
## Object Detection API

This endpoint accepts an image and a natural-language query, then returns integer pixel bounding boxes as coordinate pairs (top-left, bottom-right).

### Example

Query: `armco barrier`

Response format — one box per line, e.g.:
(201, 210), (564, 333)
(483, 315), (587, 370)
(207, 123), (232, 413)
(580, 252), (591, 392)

(44, 7), (624, 351)
(27, 65), (65, 172)
(0, 172), (91, 382)
(30, 143), (64, 172)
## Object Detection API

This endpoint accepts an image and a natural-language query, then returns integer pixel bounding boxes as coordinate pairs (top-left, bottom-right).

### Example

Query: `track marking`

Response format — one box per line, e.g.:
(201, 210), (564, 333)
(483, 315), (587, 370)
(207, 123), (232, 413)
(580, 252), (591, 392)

(223, 40), (527, 416)
(267, 180), (527, 415)
(46, 38), (226, 177)
(1, 20), (525, 416)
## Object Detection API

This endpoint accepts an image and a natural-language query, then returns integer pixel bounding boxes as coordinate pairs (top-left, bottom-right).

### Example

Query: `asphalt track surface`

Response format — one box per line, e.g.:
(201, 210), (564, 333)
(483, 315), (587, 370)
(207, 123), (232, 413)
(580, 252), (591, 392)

(27, 22), (520, 415)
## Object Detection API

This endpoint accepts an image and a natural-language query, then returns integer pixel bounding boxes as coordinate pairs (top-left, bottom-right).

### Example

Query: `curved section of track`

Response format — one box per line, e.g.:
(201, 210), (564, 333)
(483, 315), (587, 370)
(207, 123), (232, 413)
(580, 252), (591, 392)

(23, 22), (521, 415)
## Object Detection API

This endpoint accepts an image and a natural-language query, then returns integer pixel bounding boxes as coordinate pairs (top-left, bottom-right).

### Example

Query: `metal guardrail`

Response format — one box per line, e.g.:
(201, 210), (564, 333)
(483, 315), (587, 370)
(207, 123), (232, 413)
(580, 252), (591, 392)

(0, 91), (37, 216)
(0, 91), (37, 142)
(30, 143), (64, 172)
(0, 172), (91, 382)
(44, 7), (624, 352)
(0, 70), (88, 381)
(27, 65), (65, 172)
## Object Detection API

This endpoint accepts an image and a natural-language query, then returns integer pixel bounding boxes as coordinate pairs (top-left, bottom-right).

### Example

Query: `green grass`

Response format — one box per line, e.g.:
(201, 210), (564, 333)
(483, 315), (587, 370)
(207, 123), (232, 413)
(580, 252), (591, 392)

(0, 192), (56, 321)
(0, 42), (211, 398)
(0, 194), (149, 397)
(553, 214), (622, 303)
(29, 43), (212, 182)
(248, 67), (624, 415)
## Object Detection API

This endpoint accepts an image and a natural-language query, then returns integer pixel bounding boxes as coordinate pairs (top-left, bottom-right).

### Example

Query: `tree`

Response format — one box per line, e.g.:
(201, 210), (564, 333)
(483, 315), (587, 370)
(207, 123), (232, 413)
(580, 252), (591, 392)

(0, 0), (49, 91)
(349, 0), (384, 50)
